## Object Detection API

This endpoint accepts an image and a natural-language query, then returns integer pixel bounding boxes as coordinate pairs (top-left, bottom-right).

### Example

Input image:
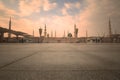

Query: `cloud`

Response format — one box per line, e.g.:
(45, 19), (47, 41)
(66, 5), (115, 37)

(9, 0), (16, 4)
(64, 2), (80, 9)
(61, 2), (80, 16)
(61, 8), (68, 15)
(75, 2), (80, 9)
(0, 1), (18, 16)
(18, 0), (57, 16)
(43, 0), (57, 11)
(18, 0), (41, 16)
(64, 3), (71, 9)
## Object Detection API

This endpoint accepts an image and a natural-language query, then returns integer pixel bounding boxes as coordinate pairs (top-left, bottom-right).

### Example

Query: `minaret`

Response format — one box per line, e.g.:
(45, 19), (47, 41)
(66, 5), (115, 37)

(86, 30), (88, 43)
(109, 18), (112, 37)
(44, 24), (47, 37)
(39, 27), (42, 37)
(8, 17), (11, 39)
(33, 29), (34, 37)
(74, 24), (76, 38)
(86, 30), (88, 38)
(74, 24), (78, 38)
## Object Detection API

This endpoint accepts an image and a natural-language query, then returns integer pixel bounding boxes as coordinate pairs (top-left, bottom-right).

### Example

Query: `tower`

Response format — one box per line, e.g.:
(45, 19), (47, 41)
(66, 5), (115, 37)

(109, 18), (112, 37)
(74, 24), (78, 38)
(39, 27), (42, 37)
(86, 30), (88, 43)
(44, 24), (47, 37)
(74, 24), (76, 38)
(86, 30), (88, 38)
(33, 29), (34, 37)
(76, 28), (78, 38)
(8, 17), (11, 39)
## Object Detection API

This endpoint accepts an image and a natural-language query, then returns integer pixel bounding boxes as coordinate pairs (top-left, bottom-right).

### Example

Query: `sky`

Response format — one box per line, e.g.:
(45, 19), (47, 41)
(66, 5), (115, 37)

(0, 0), (120, 37)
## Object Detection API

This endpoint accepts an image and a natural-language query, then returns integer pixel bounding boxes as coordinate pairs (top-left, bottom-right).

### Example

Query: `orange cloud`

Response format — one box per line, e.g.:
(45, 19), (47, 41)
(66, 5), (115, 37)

(18, 0), (41, 16)
(0, 1), (18, 16)
(43, 0), (57, 11)
(18, 0), (57, 16)
(61, 2), (80, 17)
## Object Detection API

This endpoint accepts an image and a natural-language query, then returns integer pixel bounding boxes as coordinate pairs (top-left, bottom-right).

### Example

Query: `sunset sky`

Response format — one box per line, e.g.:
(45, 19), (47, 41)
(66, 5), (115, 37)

(0, 0), (120, 37)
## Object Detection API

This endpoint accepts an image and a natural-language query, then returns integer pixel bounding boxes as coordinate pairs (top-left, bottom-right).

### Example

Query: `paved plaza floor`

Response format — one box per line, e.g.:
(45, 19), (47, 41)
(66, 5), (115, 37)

(0, 43), (120, 80)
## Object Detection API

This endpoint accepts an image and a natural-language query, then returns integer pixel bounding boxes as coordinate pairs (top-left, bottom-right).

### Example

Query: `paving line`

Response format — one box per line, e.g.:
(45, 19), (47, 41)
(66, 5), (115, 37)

(0, 51), (40, 70)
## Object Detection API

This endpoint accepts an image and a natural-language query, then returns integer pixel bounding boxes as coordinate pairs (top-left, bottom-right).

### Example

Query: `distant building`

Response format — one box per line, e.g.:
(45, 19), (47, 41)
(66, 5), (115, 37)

(86, 37), (102, 43)
(111, 34), (120, 43)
